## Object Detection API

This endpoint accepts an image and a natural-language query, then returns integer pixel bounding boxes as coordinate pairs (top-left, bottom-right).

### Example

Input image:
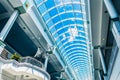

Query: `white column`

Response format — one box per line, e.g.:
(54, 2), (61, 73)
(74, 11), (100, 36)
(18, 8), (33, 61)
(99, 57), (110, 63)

(44, 55), (49, 71)
(34, 47), (42, 57)
(98, 71), (102, 80)
(0, 10), (19, 41)
(104, 0), (118, 19)
(98, 48), (107, 74)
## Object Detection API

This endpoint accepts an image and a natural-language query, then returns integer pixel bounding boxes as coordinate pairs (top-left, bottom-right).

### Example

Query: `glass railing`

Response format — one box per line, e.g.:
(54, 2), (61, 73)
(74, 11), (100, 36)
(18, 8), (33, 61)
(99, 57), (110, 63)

(113, 21), (120, 36)
(107, 40), (119, 79)
(114, 21), (120, 34)
(0, 57), (50, 80)
(0, 46), (44, 69)
(21, 56), (43, 68)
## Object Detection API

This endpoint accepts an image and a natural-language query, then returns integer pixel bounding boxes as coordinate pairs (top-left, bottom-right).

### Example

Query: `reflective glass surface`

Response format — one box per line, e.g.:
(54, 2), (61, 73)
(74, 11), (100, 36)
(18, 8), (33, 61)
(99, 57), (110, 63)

(34, 0), (92, 80)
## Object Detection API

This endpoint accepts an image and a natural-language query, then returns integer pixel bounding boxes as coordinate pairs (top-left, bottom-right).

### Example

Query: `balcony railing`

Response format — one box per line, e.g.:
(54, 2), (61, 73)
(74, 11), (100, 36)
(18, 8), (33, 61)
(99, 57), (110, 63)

(0, 57), (50, 80)
(21, 56), (43, 68)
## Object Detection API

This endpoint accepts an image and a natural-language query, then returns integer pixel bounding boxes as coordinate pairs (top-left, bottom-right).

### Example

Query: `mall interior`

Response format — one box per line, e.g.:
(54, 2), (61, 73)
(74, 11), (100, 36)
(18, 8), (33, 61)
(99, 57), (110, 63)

(0, 0), (120, 80)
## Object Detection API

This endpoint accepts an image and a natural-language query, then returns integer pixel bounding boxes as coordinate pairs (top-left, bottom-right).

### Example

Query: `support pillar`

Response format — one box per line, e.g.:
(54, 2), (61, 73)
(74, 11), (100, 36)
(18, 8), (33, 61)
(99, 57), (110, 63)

(98, 48), (107, 80)
(0, 10), (19, 41)
(98, 48), (107, 74)
(34, 47), (42, 57)
(60, 72), (63, 79)
(98, 71), (102, 80)
(44, 54), (49, 71)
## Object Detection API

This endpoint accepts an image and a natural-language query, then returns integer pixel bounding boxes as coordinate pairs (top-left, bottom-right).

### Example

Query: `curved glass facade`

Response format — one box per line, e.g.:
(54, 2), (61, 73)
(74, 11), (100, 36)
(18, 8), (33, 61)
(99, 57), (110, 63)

(34, 0), (92, 80)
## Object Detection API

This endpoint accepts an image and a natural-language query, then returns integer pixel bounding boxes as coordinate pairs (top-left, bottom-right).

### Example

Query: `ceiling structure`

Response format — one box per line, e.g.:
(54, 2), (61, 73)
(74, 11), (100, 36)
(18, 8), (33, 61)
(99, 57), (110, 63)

(0, 0), (114, 80)
(0, 0), (71, 79)
(34, 0), (92, 80)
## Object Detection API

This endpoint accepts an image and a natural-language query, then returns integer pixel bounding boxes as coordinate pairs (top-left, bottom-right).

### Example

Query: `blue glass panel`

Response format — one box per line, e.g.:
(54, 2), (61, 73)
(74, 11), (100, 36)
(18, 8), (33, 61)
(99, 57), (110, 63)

(66, 53), (88, 58)
(65, 50), (87, 55)
(55, 27), (68, 34)
(73, 42), (87, 46)
(45, 0), (55, 9)
(50, 27), (56, 33)
(67, 54), (88, 59)
(43, 13), (50, 21)
(38, 4), (47, 14)
(71, 63), (88, 68)
(68, 60), (81, 65)
(49, 8), (58, 17)
(63, 27), (68, 31)
(62, 42), (70, 46)
(60, 13), (67, 20)
(76, 37), (86, 41)
(68, 59), (88, 65)
(34, 0), (43, 5)
(70, 60), (86, 64)
(61, 39), (68, 44)
(47, 20), (53, 28)
(68, 57), (87, 62)
(54, 0), (62, 5)
(53, 33), (59, 38)
(78, 32), (86, 36)
(72, 65), (80, 69)
(70, 25), (75, 28)
(57, 28), (66, 35)
(65, 43), (87, 49)
(63, 41), (87, 48)
(55, 23), (62, 29)
(69, 59), (81, 63)
(58, 35), (64, 40)
(73, 4), (81, 10)
(65, 4), (73, 11)
(58, 6), (65, 13)
(65, 48), (87, 53)
(62, 20), (75, 26)
(76, 20), (84, 24)
(71, 64), (81, 68)
(63, 0), (71, 3)
(77, 26), (84, 31)
(52, 16), (60, 23)
(65, 45), (86, 51)
(67, 12), (74, 18)
(68, 58), (88, 64)
(75, 12), (83, 18)
(65, 33), (70, 37)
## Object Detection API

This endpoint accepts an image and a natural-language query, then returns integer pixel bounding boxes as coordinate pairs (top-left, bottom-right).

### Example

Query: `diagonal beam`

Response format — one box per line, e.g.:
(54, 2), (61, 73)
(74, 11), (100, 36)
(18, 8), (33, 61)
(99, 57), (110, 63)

(0, 10), (19, 41)
(104, 0), (118, 20)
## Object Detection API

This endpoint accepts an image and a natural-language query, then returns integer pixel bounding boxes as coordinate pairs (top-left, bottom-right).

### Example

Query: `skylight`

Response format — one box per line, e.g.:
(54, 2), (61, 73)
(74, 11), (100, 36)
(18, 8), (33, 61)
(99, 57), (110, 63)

(34, 0), (92, 80)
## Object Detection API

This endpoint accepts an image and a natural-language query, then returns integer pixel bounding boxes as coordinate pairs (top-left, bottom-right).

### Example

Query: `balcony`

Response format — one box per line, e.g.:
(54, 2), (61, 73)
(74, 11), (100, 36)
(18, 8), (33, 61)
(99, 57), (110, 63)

(0, 57), (50, 80)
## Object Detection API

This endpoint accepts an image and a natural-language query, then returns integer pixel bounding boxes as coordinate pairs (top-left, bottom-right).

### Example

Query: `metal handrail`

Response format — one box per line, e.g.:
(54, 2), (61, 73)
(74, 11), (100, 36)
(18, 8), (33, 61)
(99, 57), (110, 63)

(0, 57), (50, 80)
(21, 56), (43, 68)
